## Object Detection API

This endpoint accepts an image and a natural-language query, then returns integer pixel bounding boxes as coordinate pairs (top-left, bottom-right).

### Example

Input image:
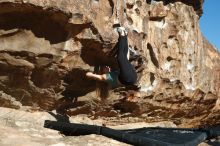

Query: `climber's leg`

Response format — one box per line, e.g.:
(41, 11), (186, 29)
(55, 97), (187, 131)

(116, 31), (137, 85)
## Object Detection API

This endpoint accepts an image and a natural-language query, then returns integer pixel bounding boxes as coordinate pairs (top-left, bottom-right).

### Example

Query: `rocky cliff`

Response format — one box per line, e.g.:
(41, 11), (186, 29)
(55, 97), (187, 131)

(0, 0), (220, 129)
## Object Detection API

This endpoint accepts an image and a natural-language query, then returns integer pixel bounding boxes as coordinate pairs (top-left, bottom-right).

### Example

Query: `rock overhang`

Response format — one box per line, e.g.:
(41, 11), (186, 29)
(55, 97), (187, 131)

(0, 0), (219, 130)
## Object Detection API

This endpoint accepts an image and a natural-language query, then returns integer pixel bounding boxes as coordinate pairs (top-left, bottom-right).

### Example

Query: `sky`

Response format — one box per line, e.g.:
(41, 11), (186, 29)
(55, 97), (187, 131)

(200, 0), (220, 52)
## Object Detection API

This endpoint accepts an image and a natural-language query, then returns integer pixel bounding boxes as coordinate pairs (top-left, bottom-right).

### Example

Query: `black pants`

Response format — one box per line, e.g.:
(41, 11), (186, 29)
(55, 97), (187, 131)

(117, 36), (137, 85)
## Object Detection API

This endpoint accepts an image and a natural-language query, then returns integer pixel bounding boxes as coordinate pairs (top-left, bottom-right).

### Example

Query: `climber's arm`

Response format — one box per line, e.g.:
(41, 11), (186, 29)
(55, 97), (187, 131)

(86, 72), (107, 81)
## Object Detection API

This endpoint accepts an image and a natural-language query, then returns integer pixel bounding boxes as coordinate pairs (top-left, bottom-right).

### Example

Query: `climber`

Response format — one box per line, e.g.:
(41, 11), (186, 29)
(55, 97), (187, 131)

(86, 26), (137, 89)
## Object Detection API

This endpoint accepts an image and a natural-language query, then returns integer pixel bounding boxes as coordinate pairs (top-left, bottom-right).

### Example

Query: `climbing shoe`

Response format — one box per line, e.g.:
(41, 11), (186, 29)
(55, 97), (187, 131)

(116, 27), (128, 36)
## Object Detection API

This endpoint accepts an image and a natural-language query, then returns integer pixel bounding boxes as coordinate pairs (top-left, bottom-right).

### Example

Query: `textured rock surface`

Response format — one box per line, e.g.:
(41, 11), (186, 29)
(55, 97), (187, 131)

(0, 107), (130, 146)
(0, 0), (219, 144)
(0, 107), (177, 146)
(0, 106), (219, 146)
(0, 108), (217, 146)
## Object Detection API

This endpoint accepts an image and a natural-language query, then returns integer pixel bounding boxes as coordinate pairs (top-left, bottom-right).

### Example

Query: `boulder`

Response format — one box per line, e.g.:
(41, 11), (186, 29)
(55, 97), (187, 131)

(0, 0), (219, 128)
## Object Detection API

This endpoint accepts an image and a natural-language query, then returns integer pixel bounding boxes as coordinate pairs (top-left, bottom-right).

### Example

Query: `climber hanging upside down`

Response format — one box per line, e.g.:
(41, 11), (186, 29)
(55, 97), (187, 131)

(86, 26), (138, 89)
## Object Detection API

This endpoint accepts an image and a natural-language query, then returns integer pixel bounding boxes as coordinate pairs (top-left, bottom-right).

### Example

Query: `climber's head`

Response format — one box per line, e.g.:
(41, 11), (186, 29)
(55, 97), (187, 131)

(95, 65), (111, 99)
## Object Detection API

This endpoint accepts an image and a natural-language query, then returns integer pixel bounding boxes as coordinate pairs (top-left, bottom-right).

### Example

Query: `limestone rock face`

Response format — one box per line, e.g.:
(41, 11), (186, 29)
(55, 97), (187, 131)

(0, 0), (219, 128)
